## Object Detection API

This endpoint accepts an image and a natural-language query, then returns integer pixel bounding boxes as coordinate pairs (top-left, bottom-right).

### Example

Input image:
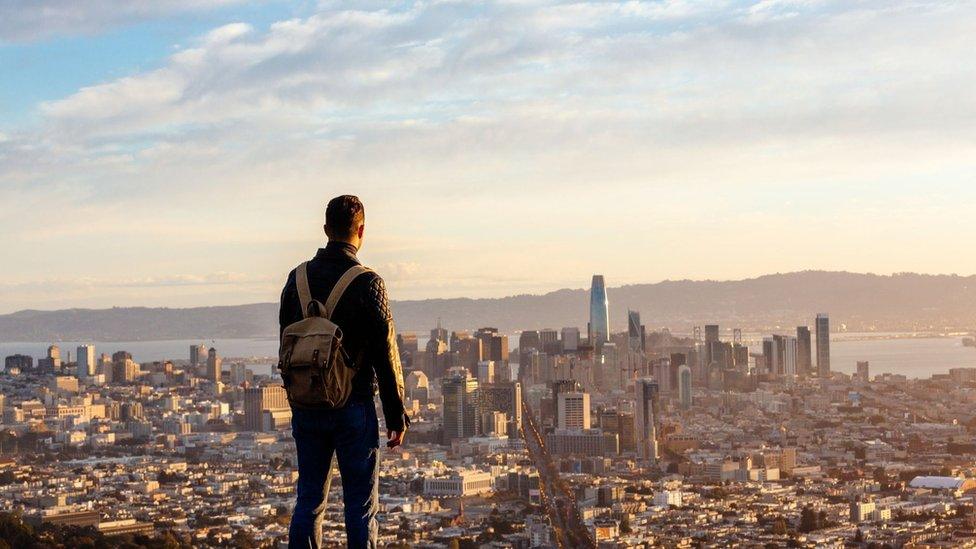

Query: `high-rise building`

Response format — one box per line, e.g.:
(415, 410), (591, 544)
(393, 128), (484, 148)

(455, 336), (482, 374)
(539, 329), (559, 353)
(77, 344), (96, 378)
(4, 354), (32, 372)
(856, 361), (870, 382)
(704, 325), (719, 344)
(477, 360), (496, 384)
(627, 310), (644, 354)
(479, 381), (522, 433)
(207, 348), (222, 383)
(112, 351), (137, 383)
(406, 370), (430, 403)
(816, 313), (831, 377)
(796, 326), (812, 378)
(190, 344), (208, 372)
(678, 365), (692, 409)
(588, 275), (610, 347)
(442, 368), (479, 443)
(557, 391), (590, 430)
(518, 330), (541, 352)
(635, 378), (659, 461)
(561, 327), (580, 352)
(244, 385), (289, 431)
(762, 337), (777, 375)
(430, 321), (448, 346)
(776, 335), (798, 382)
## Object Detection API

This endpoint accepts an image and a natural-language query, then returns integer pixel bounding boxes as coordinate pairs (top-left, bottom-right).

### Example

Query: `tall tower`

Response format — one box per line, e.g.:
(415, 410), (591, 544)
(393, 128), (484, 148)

(557, 391), (590, 430)
(635, 378), (659, 461)
(796, 326), (812, 378)
(207, 348), (222, 383)
(589, 275), (610, 347)
(677, 365), (692, 409)
(442, 368), (479, 444)
(815, 313), (830, 378)
(76, 344), (96, 378)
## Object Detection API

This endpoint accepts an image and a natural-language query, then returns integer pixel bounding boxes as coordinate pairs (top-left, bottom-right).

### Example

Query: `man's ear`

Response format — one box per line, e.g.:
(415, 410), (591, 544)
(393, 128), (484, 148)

(357, 224), (365, 239)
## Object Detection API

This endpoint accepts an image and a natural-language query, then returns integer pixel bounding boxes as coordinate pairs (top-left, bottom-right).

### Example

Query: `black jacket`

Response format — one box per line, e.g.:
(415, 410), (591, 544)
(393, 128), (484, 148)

(278, 241), (408, 432)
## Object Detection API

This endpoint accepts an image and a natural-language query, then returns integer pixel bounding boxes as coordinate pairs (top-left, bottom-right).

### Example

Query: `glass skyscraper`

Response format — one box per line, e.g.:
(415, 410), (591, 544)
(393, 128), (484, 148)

(816, 313), (831, 377)
(589, 275), (609, 347)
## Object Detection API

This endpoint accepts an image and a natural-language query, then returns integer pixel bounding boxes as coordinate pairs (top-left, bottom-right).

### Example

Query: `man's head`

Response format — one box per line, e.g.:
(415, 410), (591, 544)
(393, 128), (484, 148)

(324, 195), (365, 249)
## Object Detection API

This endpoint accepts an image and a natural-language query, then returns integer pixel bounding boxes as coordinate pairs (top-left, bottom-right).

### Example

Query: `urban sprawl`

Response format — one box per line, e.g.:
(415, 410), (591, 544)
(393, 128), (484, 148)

(4, 275), (976, 547)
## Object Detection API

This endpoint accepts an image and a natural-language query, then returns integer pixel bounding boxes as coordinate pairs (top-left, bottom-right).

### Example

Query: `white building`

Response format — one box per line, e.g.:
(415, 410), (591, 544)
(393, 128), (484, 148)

(423, 469), (493, 497)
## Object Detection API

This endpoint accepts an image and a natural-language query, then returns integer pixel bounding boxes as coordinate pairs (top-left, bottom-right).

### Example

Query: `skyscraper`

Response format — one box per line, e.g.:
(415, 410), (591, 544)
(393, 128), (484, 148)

(678, 365), (692, 409)
(442, 368), (479, 444)
(635, 378), (659, 461)
(796, 326), (812, 378)
(190, 344), (208, 372)
(479, 381), (522, 433)
(77, 344), (95, 378)
(244, 385), (289, 431)
(561, 327), (580, 351)
(207, 348), (222, 383)
(777, 335), (798, 382)
(816, 313), (831, 377)
(588, 275), (609, 347)
(627, 310), (644, 354)
(557, 391), (590, 430)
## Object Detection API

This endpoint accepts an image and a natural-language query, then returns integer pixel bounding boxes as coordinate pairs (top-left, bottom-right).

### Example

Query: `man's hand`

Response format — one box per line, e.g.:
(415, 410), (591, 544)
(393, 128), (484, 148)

(387, 429), (406, 449)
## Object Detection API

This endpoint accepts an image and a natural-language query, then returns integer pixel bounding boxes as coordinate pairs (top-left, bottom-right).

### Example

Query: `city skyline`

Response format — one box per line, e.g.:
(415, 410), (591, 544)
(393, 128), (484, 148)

(4, 1), (976, 312)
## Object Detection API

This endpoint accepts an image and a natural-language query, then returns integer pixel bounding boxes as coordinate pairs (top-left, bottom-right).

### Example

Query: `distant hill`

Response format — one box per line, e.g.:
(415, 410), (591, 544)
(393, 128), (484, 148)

(2, 271), (975, 341)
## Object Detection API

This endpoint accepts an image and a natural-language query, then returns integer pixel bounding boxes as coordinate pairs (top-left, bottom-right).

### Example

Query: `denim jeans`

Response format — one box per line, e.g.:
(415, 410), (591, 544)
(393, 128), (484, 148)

(288, 400), (379, 549)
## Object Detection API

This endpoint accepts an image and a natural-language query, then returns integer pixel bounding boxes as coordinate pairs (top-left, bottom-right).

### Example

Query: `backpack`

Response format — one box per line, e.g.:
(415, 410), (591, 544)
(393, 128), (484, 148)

(278, 261), (371, 409)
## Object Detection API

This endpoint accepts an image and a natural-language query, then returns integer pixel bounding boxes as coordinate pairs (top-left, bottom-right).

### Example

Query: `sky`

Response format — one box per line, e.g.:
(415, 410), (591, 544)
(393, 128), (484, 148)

(2, 0), (976, 313)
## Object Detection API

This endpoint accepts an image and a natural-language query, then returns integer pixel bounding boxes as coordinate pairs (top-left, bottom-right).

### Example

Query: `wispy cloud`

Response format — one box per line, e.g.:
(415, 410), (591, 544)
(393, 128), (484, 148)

(0, 0), (251, 42)
(2, 0), (976, 312)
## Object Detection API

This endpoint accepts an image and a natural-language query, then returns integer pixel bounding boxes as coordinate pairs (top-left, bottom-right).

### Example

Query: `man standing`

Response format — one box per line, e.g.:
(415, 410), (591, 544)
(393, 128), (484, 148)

(279, 195), (408, 548)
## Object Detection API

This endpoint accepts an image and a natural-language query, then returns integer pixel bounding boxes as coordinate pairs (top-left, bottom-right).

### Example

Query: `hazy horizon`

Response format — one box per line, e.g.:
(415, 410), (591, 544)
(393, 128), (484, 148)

(4, 0), (976, 313)
(2, 268), (975, 317)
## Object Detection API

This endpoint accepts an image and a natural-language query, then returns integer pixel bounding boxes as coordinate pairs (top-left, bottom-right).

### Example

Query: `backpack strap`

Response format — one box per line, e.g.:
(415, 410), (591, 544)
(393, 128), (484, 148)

(324, 265), (372, 319)
(295, 262), (313, 319)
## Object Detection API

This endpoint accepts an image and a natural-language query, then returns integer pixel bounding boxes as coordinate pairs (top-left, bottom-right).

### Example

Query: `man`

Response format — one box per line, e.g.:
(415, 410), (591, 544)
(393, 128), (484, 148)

(279, 195), (408, 548)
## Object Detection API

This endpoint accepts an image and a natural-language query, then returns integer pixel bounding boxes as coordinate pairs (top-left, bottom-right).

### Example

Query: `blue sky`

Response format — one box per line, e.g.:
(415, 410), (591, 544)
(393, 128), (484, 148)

(2, 0), (976, 313)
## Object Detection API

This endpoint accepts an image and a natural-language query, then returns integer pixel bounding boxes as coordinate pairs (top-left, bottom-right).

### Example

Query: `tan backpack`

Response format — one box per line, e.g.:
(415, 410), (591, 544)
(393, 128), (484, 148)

(278, 261), (371, 409)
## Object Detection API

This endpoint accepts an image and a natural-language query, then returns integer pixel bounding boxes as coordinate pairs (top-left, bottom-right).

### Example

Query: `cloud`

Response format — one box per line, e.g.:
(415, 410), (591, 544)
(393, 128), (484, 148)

(0, 0), (249, 42)
(3, 0), (976, 311)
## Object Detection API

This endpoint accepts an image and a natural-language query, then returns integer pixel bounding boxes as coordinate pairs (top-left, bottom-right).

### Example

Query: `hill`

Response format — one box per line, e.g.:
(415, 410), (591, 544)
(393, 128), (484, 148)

(1, 271), (975, 341)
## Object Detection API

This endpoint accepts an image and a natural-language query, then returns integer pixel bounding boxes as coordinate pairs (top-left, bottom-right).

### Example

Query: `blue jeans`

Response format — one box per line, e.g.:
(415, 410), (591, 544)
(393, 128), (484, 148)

(288, 400), (379, 549)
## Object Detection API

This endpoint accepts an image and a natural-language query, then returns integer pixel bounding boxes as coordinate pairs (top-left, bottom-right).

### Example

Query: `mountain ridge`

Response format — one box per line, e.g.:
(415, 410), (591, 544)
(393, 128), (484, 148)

(2, 270), (975, 341)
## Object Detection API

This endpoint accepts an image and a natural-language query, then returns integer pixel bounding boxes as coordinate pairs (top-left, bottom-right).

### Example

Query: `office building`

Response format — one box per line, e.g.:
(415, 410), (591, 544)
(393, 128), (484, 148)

(635, 378), (659, 461)
(206, 348), (221, 383)
(189, 344), (208, 372)
(539, 329), (559, 353)
(244, 385), (289, 431)
(627, 310), (645, 354)
(588, 275), (610, 347)
(442, 368), (479, 443)
(477, 360), (496, 384)
(406, 370), (430, 404)
(77, 344), (96, 378)
(561, 327), (580, 352)
(557, 391), (590, 430)
(678, 365), (692, 409)
(796, 326), (812, 378)
(479, 381), (522, 433)
(857, 361), (870, 382)
(816, 313), (831, 377)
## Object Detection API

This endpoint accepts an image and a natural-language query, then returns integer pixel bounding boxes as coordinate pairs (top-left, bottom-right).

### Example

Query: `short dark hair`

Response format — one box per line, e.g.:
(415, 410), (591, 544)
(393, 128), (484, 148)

(325, 195), (365, 239)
